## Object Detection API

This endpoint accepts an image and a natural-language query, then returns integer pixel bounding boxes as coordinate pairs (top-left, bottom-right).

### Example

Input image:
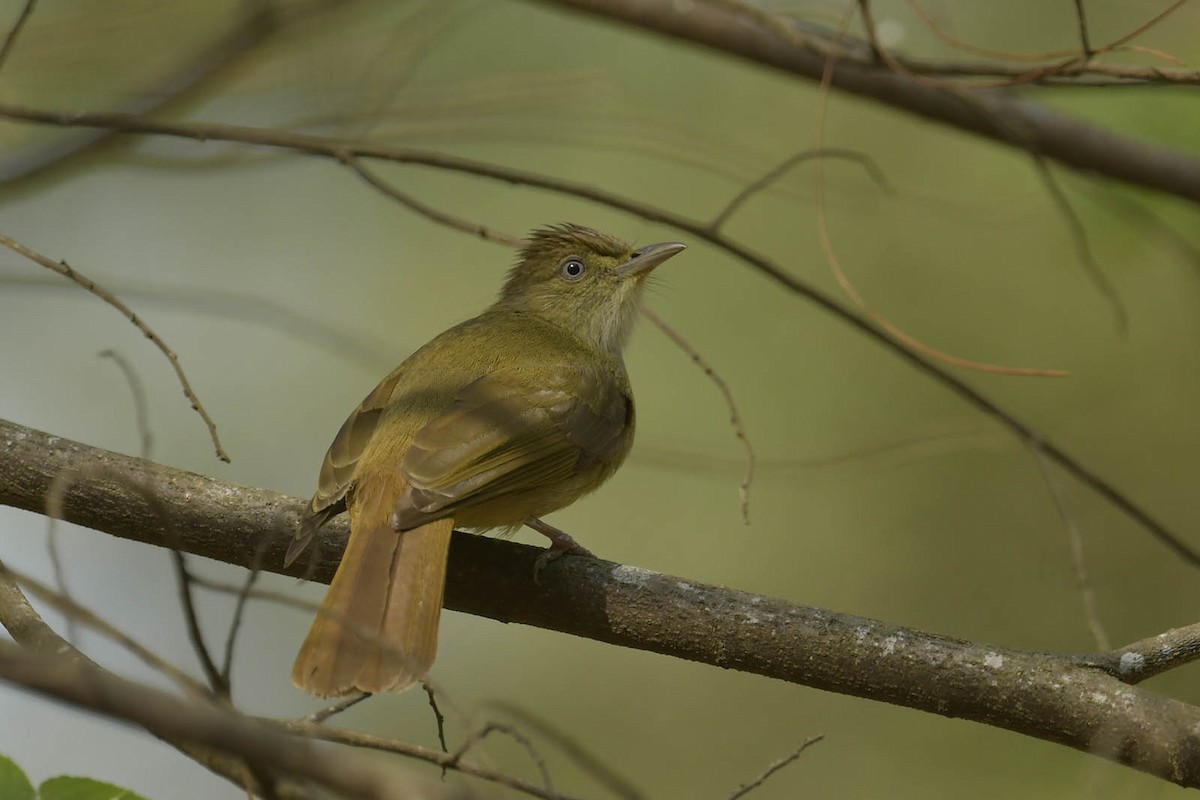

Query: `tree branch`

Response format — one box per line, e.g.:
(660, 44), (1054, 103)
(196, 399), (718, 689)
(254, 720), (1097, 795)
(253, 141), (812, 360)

(0, 560), (308, 798)
(0, 560), (590, 800)
(3, 416), (1200, 787)
(537, 0), (1200, 206)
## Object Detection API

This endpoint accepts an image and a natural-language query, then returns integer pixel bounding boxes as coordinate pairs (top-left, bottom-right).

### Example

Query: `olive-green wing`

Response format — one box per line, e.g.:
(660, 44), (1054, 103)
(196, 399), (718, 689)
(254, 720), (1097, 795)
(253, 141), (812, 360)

(394, 368), (630, 527)
(284, 368), (405, 567)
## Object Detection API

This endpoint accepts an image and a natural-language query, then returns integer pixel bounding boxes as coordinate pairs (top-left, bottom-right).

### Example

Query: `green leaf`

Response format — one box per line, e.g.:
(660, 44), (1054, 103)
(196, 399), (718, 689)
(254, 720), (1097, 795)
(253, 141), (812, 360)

(38, 776), (150, 800)
(0, 753), (36, 800)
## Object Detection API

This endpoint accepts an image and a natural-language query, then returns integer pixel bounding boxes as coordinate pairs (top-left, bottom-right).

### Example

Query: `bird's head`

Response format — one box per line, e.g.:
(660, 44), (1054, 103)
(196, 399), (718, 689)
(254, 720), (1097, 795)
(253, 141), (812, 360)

(497, 223), (685, 354)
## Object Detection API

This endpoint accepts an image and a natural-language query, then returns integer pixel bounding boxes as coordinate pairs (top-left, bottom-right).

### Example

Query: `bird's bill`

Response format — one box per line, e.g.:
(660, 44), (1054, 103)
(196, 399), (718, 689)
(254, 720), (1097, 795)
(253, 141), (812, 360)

(616, 241), (687, 277)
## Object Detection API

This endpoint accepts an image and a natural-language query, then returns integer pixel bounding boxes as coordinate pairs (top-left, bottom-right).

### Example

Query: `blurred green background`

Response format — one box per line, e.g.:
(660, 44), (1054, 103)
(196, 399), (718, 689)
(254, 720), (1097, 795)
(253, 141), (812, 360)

(2, 1), (1199, 797)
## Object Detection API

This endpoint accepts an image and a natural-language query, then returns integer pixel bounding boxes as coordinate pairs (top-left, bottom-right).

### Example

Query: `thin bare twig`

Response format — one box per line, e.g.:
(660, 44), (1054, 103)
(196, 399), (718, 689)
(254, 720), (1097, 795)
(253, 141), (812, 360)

(99, 349), (154, 459)
(643, 307), (755, 525)
(0, 234), (229, 461)
(867, 0), (1188, 87)
(172, 569), (647, 798)
(0, 0), (35, 74)
(42, 514), (77, 644)
(279, 718), (584, 800)
(303, 692), (370, 725)
(41, 460), (227, 698)
(812, 12), (1070, 377)
(856, 0), (1127, 331)
(424, 683), (450, 755)
(1031, 160), (1127, 334)
(1072, 0), (1093, 57)
(221, 559), (261, 684)
(448, 721), (555, 799)
(901, 0), (1181, 66)
(170, 548), (227, 699)
(339, 151), (523, 247)
(487, 702), (646, 800)
(1030, 445), (1110, 651)
(1103, 0), (1190, 52)
(544, 0), (1200, 207)
(98, 348), (229, 697)
(727, 735), (825, 800)
(0, 559), (210, 697)
(709, 147), (893, 232)
(1, 274), (396, 369)
(858, 0), (1066, 90)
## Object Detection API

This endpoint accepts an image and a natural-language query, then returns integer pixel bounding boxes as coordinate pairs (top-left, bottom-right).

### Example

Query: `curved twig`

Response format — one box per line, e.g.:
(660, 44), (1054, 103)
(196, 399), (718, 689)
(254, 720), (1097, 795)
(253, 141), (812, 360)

(542, 0), (1200, 201)
(0, 233), (229, 462)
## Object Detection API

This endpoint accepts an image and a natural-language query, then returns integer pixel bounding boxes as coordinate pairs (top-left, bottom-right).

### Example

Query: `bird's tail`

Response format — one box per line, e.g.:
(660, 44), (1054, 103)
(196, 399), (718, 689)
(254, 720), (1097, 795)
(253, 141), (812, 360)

(291, 479), (453, 697)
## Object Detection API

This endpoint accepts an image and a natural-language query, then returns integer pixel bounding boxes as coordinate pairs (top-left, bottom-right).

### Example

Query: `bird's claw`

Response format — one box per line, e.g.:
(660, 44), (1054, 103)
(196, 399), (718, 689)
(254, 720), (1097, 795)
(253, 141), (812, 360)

(527, 517), (596, 584)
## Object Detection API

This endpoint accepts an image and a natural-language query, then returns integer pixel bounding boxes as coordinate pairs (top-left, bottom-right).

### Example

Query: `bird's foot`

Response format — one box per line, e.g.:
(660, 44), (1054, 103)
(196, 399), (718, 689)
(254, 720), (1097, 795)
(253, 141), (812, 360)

(525, 517), (596, 583)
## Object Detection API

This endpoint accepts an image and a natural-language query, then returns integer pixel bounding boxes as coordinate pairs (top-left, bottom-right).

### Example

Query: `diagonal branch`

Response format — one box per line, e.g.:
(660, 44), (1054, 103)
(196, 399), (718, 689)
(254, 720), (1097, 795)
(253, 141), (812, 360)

(539, 0), (1200, 206)
(0, 0), (36, 74)
(3, 416), (1200, 787)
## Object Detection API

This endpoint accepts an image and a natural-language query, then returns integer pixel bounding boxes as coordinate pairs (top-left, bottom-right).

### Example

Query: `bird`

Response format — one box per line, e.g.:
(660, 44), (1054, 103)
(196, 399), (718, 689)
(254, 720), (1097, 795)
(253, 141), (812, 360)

(285, 223), (686, 697)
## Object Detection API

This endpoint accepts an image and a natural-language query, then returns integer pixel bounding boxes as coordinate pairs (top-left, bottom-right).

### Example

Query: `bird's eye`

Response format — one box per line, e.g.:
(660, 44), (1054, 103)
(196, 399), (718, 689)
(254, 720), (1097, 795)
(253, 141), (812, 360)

(560, 259), (586, 281)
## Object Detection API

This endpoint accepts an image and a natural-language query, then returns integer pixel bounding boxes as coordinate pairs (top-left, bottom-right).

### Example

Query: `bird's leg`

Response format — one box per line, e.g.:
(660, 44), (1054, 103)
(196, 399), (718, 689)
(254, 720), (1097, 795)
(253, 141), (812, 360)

(525, 517), (596, 579)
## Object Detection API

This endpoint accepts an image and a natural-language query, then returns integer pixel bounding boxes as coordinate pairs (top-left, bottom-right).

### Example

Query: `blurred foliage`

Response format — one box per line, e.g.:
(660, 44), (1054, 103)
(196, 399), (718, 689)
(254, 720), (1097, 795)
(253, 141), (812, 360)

(0, 753), (149, 800)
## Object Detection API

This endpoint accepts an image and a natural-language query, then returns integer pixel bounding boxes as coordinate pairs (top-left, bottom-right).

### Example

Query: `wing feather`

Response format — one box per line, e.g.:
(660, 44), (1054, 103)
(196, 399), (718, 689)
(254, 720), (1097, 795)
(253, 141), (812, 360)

(393, 367), (629, 528)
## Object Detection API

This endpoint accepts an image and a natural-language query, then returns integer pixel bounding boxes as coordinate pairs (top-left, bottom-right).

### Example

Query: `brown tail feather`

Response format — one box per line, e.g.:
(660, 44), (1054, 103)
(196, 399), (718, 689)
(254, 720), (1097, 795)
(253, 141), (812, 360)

(291, 480), (453, 697)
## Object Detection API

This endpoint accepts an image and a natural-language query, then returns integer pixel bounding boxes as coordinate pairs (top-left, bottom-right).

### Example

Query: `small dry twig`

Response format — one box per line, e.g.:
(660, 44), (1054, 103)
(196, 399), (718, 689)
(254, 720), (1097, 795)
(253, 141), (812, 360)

(0, 0), (35, 74)
(487, 701), (645, 800)
(1031, 444), (1110, 651)
(170, 543), (227, 698)
(99, 349), (154, 458)
(424, 683), (450, 754)
(643, 307), (755, 525)
(42, 512), (77, 644)
(221, 555), (262, 685)
(0, 234), (229, 461)
(726, 735), (825, 800)
(1071, 0), (1093, 57)
(448, 721), (555, 799)
(279, 717), (583, 800)
(42, 464), (227, 697)
(709, 147), (894, 233)
(1030, 159), (1127, 334)
(303, 692), (370, 725)
(0, 559), (210, 697)
(338, 150), (523, 248)
(811, 9), (1069, 377)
